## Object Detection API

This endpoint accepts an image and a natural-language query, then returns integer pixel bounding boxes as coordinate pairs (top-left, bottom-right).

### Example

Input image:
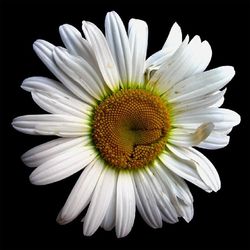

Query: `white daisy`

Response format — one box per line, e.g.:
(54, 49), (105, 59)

(12, 11), (240, 238)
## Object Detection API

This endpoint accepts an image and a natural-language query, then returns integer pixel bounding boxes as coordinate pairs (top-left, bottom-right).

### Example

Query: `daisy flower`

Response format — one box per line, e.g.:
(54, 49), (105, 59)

(12, 11), (240, 238)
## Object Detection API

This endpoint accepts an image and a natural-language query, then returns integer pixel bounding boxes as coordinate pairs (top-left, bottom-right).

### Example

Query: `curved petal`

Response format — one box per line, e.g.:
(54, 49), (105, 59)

(166, 144), (221, 192)
(152, 160), (194, 222)
(57, 158), (103, 225)
(83, 167), (117, 236)
(105, 11), (132, 86)
(12, 114), (90, 137)
(128, 18), (148, 84)
(21, 137), (88, 168)
(159, 150), (212, 192)
(197, 131), (230, 150)
(82, 21), (120, 91)
(115, 171), (136, 238)
(168, 122), (214, 147)
(29, 144), (97, 185)
(176, 198), (194, 222)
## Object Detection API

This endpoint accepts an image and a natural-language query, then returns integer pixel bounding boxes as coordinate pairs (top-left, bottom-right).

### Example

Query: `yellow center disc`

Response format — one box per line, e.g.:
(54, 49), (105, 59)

(92, 89), (170, 169)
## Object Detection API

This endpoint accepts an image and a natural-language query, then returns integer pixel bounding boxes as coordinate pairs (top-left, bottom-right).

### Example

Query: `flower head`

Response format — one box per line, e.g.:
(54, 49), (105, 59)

(12, 11), (240, 238)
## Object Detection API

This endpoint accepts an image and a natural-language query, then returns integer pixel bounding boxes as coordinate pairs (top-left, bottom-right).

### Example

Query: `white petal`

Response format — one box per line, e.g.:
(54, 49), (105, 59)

(152, 161), (194, 222)
(159, 150), (211, 192)
(168, 122), (214, 147)
(166, 145), (221, 192)
(177, 199), (194, 222)
(22, 77), (70, 96)
(128, 18), (148, 84)
(147, 35), (189, 91)
(196, 41), (212, 72)
(172, 89), (226, 113)
(145, 22), (182, 73)
(211, 95), (225, 108)
(29, 144), (96, 185)
(101, 184), (116, 231)
(82, 21), (120, 91)
(173, 108), (241, 131)
(59, 24), (98, 68)
(105, 11), (132, 85)
(187, 148), (221, 191)
(22, 77), (91, 115)
(131, 175), (154, 227)
(154, 162), (193, 203)
(132, 170), (162, 228)
(116, 171), (136, 238)
(33, 40), (95, 103)
(22, 137), (87, 167)
(83, 167), (117, 236)
(145, 50), (170, 76)
(12, 114), (89, 137)
(197, 131), (230, 150)
(162, 22), (182, 51)
(151, 36), (212, 94)
(57, 158), (104, 225)
(31, 91), (90, 119)
(167, 66), (235, 103)
(53, 47), (105, 100)
(144, 168), (179, 223)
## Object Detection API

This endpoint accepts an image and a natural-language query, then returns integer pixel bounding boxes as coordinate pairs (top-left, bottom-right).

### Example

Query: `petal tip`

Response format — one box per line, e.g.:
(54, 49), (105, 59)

(224, 66), (235, 79)
(29, 170), (44, 186)
(172, 22), (181, 31)
(83, 225), (94, 237)
(33, 39), (44, 48)
(56, 211), (69, 225)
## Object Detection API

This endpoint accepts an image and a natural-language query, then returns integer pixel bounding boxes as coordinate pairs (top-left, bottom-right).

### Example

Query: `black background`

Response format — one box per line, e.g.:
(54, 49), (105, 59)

(0, 1), (249, 249)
